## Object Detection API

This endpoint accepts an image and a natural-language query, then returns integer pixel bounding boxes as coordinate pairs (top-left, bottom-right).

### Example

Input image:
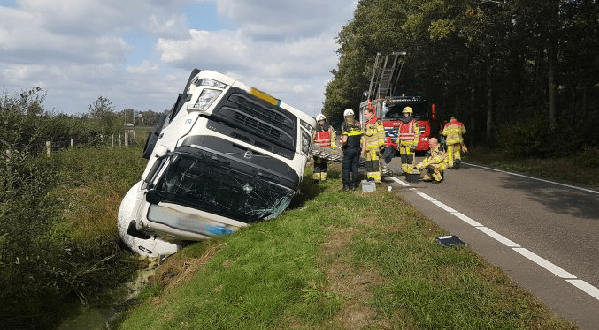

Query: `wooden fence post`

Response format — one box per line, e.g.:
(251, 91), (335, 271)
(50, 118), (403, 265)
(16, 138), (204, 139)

(125, 132), (128, 147)
(46, 141), (51, 157)
(70, 139), (74, 148)
(111, 134), (114, 148)
(119, 134), (121, 147)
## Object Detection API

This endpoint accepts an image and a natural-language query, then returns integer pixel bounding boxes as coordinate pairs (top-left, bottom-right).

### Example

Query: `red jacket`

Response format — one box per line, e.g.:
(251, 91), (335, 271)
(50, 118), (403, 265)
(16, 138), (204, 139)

(314, 123), (333, 147)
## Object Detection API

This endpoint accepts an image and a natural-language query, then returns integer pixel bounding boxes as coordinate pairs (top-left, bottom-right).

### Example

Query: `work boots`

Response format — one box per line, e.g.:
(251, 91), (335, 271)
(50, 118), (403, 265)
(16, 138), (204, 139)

(453, 159), (461, 169)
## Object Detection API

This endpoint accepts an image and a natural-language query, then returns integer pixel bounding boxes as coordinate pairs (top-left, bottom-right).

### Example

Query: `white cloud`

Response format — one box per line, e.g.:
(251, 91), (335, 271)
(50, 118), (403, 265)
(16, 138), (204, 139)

(127, 61), (160, 75)
(216, 0), (355, 41)
(158, 29), (248, 70)
(142, 13), (189, 39)
(0, 0), (357, 117)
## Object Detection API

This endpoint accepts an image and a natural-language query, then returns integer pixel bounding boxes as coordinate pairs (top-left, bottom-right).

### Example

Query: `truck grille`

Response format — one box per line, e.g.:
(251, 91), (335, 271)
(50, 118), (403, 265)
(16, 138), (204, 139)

(212, 88), (297, 152)
(229, 93), (290, 128)
(233, 111), (282, 140)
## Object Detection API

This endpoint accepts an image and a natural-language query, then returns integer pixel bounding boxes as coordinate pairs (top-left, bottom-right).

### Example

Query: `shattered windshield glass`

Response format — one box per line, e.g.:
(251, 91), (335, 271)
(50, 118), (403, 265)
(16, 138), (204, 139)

(151, 152), (295, 223)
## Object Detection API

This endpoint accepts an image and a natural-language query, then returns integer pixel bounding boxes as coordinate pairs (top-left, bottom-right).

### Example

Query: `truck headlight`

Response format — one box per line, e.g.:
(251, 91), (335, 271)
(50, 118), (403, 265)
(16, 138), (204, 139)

(190, 88), (221, 111)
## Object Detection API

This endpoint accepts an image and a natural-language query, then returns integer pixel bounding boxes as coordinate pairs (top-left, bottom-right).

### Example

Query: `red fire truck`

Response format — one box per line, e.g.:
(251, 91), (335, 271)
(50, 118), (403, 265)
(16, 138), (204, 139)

(358, 52), (437, 154)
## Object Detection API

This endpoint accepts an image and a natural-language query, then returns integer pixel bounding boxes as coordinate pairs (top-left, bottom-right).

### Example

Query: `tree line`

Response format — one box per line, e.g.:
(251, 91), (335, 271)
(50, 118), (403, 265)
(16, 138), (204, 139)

(1, 90), (164, 155)
(323, 0), (599, 157)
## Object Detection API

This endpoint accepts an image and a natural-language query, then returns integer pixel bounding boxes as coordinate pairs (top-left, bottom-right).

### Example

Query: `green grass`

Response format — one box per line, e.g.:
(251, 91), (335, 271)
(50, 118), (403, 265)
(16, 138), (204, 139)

(464, 147), (599, 187)
(50, 146), (148, 242)
(0, 145), (147, 330)
(116, 165), (578, 330)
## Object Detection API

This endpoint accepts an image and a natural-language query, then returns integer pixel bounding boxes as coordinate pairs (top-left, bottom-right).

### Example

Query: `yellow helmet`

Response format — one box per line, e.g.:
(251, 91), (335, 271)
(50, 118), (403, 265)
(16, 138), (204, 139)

(402, 106), (413, 114)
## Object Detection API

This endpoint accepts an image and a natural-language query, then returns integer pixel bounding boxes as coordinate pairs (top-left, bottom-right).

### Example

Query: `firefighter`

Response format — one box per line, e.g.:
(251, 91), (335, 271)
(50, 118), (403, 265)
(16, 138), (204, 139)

(362, 107), (385, 183)
(396, 106), (420, 175)
(416, 138), (449, 183)
(312, 114), (336, 183)
(441, 116), (466, 169)
(340, 108), (363, 191)
(381, 103), (397, 176)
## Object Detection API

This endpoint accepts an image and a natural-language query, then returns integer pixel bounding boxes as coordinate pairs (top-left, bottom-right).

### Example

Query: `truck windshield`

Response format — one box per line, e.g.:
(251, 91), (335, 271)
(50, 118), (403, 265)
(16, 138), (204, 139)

(383, 102), (429, 120)
(149, 151), (295, 223)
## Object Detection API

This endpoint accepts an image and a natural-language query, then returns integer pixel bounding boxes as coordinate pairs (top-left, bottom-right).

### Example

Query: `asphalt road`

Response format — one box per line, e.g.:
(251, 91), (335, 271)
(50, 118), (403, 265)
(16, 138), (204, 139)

(383, 157), (599, 330)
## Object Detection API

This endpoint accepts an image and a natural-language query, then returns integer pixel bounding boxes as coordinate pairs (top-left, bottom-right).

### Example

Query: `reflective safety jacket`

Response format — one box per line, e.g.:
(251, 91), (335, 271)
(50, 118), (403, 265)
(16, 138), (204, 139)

(313, 123), (336, 148)
(442, 119), (466, 145)
(363, 116), (385, 150)
(396, 116), (420, 146)
(341, 120), (363, 148)
(417, 146), (449, 171)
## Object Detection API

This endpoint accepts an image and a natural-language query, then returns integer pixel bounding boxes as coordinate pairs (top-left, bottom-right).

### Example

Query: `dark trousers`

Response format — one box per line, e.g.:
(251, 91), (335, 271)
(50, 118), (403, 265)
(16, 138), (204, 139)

(382, 146), (395, 164)
(342, 147), (360, 187)
(313, 156), (328, 173)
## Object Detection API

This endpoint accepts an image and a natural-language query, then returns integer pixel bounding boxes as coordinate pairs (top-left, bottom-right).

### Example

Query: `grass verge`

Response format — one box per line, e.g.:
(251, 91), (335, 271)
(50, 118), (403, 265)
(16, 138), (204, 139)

(464, 147), (599, 187)
(116, 164), (578, 330)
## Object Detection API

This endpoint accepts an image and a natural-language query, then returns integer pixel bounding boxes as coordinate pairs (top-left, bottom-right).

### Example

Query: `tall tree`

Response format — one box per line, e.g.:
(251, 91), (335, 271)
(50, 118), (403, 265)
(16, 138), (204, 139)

(326, 0), (599, 149)
(88, 96), (121, 134)
(88, 95), (115, 119)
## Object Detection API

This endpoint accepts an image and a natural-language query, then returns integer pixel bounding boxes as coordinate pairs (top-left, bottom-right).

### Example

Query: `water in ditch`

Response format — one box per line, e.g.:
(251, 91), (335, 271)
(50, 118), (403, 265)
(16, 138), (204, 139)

(55, 256), (160, 330)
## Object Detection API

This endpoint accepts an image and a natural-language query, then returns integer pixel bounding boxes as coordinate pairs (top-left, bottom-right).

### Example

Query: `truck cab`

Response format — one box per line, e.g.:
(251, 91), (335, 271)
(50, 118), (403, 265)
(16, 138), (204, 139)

(119, 69), (315, 257)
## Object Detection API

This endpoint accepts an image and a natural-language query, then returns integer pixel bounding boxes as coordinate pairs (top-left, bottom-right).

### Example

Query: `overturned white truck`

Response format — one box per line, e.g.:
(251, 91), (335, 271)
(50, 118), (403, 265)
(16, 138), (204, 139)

(118, 69), (316, 257)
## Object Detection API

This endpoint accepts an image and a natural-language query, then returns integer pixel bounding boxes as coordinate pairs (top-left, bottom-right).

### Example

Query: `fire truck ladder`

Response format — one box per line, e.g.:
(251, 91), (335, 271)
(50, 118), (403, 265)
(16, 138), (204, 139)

(366, 51), (407, 101)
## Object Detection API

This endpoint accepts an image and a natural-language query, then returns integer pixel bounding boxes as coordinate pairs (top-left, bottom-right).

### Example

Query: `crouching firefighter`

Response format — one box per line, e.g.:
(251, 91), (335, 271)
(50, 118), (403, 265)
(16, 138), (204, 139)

(312, 113), (336, 183)
(362, 106), (385, 183)
(341, 109), (363, 191)
(416, 138), (449, 183)
(396, 106), (420, 175)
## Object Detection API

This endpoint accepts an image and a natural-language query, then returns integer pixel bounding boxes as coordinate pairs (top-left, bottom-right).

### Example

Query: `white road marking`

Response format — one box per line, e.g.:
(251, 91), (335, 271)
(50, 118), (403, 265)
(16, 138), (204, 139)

(465, 163), (491, 170)
(477, 227), (521, 248)
(452, 213), (484, 227)
(513, 247), (576, 279)
(388, 169), (599, 301)
(566, 280), (599, 300)
(494, 168), (528, 177)
(465, 162), (599, 194)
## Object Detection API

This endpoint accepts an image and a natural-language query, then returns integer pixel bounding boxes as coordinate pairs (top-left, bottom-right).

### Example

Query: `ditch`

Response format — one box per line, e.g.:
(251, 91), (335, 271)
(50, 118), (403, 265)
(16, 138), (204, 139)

(56, 256), (160, 330)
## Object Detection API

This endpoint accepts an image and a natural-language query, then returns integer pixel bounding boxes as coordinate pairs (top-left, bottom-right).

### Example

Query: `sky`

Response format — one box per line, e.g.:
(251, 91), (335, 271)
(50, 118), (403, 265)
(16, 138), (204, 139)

(0, 0), (357, 118)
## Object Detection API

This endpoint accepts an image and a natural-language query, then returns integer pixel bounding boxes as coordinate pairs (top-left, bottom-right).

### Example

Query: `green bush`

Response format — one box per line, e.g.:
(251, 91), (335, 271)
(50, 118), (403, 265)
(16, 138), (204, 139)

(578, 147), (599, 168)
(1, 89), (141, 329)
(0, 148), (139, 330)
(498, 114), (583, 158)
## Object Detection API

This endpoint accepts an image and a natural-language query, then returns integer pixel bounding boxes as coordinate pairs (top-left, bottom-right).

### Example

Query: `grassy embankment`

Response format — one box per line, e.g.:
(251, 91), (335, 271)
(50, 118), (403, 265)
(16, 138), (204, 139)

(0, 131), (150, 330)
(464, 147), (599, 187)
(115, 159), (581, 329)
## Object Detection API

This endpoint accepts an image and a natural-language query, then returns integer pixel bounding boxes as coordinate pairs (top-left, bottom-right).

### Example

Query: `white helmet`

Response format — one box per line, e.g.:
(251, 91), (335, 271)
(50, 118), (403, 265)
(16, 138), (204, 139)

(343, 108), (354, 117)
(316, 114), (326, 122)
